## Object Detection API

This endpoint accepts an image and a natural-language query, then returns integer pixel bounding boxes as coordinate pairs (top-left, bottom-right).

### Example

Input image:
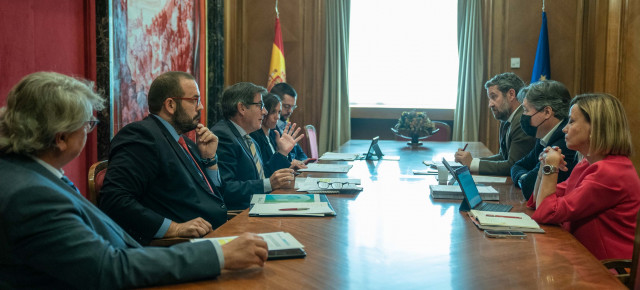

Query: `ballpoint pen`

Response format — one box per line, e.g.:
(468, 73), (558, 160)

(486, 214), (522, 219)
(462, 143), (469, 151)
(279, 208), (310, 211)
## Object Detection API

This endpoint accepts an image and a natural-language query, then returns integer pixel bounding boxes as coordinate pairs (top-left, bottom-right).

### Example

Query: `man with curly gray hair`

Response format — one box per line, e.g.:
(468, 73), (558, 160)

(0, 72), (268, 289)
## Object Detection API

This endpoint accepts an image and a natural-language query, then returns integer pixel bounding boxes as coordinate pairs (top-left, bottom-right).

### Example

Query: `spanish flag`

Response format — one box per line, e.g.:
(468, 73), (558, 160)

(267, 16), (286, 91)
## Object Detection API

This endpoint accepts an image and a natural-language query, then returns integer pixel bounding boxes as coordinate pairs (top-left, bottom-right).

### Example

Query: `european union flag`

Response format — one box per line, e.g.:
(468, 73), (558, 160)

(531, 11), (550, 83)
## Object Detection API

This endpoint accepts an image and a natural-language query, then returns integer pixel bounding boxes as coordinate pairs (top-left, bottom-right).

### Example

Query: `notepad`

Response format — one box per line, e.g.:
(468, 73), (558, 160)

(424, 160), (464, 169)
(468, 210), (544, 233)
(319, 152), (359, 161)
(429, 185), (499, 200)
(249, 194), (336, 216)
(192, 232), (307, 260)
(297, 163), (353, 173)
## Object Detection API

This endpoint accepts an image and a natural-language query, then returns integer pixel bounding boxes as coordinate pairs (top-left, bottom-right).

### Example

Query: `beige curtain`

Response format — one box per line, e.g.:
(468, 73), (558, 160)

(319, 0), (350, 154)
(453, 0), (483, 141)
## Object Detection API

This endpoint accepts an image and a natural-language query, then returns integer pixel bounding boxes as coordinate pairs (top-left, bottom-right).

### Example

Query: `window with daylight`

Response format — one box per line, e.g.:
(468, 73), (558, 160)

(349, 0), (459, 109)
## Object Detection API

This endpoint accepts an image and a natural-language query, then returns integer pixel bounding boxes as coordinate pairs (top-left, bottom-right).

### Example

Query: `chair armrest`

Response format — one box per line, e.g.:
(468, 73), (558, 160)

(602, 259), (632, 271)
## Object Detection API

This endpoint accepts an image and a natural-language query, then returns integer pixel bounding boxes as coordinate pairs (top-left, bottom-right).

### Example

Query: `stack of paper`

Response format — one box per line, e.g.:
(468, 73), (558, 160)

(297, 163), (353, 173)
(296, 177), (363, 193)
(424, 160), (464, 169)
(249, 194), (336, 216)
(192, 231), (307, 260)
(319, 152), (359, 161)
(468, 210), (544, 233)
(429, 185), (499, 200)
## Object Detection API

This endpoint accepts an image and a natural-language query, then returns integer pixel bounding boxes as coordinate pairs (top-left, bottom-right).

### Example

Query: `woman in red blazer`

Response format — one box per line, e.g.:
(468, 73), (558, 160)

(529, 93), (640, 260)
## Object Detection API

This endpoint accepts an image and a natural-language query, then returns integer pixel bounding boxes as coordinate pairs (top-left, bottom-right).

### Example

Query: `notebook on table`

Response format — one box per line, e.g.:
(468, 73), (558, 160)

(442, 159), (512, 212)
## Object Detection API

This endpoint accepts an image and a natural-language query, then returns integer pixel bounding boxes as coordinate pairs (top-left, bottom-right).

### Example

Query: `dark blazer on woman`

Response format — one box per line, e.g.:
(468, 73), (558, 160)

(250, 129), (292, 175)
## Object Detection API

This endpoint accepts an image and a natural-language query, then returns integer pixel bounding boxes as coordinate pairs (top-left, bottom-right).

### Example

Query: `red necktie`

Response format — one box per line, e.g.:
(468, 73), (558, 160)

(178, 136), (214, 194)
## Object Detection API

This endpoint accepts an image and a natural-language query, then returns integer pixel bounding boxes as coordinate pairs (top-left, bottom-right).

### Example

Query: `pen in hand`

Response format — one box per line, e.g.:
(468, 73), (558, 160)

(462, 143), (469, 151)
(279, 208), (310, 211)
(486, 214), (522, 219)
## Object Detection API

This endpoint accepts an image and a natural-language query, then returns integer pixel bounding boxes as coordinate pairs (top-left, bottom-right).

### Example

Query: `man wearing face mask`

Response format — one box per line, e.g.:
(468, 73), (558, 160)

(511, 80), (578, 200)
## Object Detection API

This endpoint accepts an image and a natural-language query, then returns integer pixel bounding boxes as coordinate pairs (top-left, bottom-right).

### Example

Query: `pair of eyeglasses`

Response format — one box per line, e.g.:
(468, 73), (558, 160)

(317, 181), (355, 190)
(282, 104), (298, 110)
(245, 101), (265, 110)
(171, 97), (201, 107)
(85, 118), (99, 133)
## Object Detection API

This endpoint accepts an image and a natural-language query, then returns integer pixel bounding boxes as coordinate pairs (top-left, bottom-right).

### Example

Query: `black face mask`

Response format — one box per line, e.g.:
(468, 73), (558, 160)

(520, 110), (547, 137)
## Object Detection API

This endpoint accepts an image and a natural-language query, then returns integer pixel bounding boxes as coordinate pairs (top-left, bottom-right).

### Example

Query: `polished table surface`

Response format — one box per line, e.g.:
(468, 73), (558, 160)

(150, 140), (624, 289)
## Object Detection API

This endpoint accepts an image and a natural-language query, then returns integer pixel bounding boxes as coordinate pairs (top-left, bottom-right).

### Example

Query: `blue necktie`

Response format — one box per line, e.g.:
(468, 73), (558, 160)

(61, 175), (80, 194)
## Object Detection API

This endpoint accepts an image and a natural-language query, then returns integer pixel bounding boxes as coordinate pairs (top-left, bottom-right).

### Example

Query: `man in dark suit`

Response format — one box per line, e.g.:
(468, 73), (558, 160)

(212, 82), (300, 210)
(100, 71), (226, 245)
(0, 72), (267, 289)
(455, 72), (536, 176)
(511, 80), (578, 200)
(270, 82), (309, 161)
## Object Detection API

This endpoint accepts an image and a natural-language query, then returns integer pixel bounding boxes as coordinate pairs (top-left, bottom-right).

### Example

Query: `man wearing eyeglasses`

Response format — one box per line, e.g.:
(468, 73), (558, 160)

(211, 82), (303, 210)
(270, 83), (308, 162)
(100, 71), (228, 245)
(0, 72), (268, 288)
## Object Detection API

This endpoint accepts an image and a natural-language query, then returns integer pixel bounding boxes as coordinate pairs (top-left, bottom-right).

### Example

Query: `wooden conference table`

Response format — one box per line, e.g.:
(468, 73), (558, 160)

(151, 140), (624, 289)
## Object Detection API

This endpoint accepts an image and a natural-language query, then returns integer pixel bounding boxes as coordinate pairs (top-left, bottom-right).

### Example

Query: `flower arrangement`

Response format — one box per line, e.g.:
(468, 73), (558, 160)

(392, 111), (438, 138)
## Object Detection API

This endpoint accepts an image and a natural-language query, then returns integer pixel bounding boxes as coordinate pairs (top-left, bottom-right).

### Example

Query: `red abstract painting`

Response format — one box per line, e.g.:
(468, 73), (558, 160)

(110, 0), (205, 137)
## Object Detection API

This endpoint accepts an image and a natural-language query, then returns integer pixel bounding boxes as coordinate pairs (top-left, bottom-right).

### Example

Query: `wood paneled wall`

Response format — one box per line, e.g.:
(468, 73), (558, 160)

(224, 0), (324, 153)
(482, 0), (640, 172)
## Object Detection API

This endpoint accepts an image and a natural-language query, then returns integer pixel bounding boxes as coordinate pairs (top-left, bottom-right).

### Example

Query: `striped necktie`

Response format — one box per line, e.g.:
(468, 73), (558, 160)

(61, 175), (80, 194)
(244, 135), (265, 179)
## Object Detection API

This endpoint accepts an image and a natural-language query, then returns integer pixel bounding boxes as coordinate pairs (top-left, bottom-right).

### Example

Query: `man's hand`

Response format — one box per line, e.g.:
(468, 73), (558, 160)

(270, 168), (295, 190)
(275, 122), (304, 156)
(454, 149), (473, 167)
(222, 233), (268, 270)
(165, 217), (212, 238)
(289, 159), (307, 170)
(195, 124), (218, 159)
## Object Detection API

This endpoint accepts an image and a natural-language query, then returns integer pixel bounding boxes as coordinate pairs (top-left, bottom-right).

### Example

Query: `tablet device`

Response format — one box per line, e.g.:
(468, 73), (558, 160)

(268, 248), (307, 260)
(364, 136), (384, 160)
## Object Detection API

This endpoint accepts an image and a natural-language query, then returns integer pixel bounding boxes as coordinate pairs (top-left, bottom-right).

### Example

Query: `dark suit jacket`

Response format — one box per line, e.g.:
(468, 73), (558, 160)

(249, 128), (293, 175)
(479, 106), (536, 176)
(511, 118), (578, 200)
(0, 154), (220, 289)
(212, 119), (290, 210)
(277, 119), (308, 161)
(99, 116), (227, 245)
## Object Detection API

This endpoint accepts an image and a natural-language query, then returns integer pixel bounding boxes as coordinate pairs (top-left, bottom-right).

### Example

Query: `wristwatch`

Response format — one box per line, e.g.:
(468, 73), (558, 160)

(542, 164), (558, 175)
(200, 154), (218, 167)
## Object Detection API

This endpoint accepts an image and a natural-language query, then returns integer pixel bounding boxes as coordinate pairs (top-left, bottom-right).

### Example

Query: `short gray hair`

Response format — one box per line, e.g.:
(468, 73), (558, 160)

(0, 72), (105, 155)
(220, 82), (267, 119)
(523, 80), (572, 120)
(484, 72), (525, 96)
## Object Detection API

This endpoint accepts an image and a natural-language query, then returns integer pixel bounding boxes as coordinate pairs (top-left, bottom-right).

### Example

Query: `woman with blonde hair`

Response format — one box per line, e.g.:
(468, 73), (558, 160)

(530, 93), (640, 260)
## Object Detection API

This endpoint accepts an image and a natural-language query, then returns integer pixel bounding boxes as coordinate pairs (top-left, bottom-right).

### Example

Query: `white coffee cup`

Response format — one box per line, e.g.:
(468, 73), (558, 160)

(437, 165), (448, 185)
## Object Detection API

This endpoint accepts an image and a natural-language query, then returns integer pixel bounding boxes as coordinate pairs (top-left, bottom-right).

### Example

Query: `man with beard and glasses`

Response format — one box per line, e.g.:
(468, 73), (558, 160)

(100, 71), (228, 245)
(454, 72), (536, 176)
